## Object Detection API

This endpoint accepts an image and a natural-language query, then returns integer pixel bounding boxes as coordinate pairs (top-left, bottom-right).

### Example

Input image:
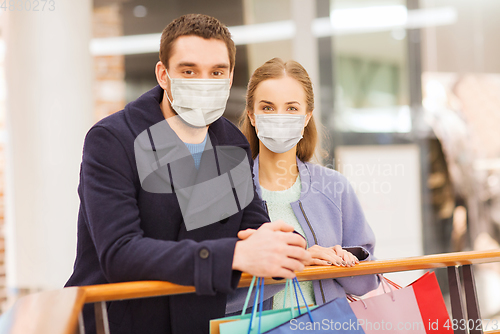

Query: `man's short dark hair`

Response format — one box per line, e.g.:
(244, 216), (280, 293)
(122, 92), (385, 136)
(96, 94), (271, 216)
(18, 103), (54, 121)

(159, 14), (236, 70)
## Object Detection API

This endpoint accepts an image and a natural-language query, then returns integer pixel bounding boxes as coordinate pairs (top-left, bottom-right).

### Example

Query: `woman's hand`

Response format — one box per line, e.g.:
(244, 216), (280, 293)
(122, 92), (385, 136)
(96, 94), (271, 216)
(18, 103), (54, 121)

(305, 245), (360, 267)
(305, 245), (344, 266)
(331, 245), (359, 267)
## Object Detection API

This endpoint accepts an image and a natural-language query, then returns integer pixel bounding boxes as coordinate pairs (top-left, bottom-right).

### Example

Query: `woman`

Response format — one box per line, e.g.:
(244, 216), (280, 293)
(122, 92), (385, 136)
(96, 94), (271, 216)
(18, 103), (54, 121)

(232, 57), (379, 312)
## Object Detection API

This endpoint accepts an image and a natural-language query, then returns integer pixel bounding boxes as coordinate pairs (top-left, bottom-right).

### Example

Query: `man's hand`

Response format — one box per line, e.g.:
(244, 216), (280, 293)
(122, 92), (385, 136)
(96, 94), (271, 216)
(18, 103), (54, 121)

(232, 221), (311, 279)
(237, 220), (297, 239)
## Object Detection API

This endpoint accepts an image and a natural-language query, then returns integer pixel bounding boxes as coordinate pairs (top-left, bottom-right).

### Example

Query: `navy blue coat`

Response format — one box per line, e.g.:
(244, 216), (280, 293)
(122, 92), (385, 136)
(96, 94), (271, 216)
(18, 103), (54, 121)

(65, 85), (269, 334)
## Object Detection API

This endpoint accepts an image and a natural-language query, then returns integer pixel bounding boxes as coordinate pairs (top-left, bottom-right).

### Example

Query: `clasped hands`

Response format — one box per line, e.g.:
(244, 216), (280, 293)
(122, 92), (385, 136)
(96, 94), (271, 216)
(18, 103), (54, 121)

(232, 220), (359, 279)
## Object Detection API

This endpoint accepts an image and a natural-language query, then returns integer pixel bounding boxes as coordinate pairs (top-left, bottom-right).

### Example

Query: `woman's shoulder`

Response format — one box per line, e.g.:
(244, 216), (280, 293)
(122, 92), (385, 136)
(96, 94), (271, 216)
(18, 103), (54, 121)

(301, 161), (355, 205)
(303, 161), (350, 184)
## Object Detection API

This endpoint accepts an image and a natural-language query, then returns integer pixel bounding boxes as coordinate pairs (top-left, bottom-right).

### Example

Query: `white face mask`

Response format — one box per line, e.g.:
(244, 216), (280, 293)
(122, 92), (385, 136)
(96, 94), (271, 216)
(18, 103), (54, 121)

(255, 114), (306, 154)
(165, 70), (231, 127)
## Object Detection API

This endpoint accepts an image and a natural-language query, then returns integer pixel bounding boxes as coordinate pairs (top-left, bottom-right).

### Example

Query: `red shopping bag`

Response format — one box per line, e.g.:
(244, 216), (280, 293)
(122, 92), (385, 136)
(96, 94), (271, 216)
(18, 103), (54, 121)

(410, 272), (453, 333)
(349, 272), (452, 334)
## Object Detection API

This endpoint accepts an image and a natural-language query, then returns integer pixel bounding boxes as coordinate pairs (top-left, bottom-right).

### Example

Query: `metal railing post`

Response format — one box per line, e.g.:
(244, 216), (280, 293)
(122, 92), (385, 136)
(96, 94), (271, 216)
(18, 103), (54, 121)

(463, 264), (483, 334)
(94, 301), (110, 334)
(448, 266), (467, 334)
(76, 311), (85, 334)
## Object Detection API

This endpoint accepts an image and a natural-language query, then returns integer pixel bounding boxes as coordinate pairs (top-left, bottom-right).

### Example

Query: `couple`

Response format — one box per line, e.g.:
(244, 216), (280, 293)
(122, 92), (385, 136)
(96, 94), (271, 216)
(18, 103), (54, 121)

(65, 13), (378, 334)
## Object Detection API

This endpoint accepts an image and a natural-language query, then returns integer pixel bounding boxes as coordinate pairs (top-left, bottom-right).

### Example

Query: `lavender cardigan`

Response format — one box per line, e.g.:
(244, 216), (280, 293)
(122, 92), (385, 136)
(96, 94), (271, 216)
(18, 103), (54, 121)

(226, 156), (379, 313)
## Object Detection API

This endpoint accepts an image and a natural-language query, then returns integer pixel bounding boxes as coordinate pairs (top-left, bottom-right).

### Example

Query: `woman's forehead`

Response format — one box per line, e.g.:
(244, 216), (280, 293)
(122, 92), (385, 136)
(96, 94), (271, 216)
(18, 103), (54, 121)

(255, 77), (306, 102)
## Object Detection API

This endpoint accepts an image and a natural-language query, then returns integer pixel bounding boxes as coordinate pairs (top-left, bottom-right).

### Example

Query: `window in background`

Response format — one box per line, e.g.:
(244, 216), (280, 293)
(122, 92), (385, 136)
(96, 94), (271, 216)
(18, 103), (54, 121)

(329, 0), (410, 135)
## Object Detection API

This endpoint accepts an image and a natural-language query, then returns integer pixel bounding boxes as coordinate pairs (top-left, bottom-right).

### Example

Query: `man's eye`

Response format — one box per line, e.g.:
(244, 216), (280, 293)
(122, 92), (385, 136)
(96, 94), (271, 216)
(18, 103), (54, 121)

(184, 70), (194, 75)
(213, 71), (223, 76)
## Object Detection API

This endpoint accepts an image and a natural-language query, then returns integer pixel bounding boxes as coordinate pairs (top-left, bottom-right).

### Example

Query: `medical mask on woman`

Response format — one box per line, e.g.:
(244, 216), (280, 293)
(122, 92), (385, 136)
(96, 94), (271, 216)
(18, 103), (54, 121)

(165, 70), (231, 127)
(255, 114), (306, 153)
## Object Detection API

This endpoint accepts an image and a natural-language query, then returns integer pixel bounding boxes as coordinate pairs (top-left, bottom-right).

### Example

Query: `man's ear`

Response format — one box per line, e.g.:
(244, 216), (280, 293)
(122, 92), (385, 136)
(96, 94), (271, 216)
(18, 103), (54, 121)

(155, 61), (169, 90)
(229, 69), (234, 88)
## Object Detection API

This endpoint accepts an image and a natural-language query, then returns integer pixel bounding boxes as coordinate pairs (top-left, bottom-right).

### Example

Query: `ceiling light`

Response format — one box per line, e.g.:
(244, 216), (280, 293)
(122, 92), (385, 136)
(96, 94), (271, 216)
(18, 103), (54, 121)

(90, 6), (457, 56)
(133, 5), (147, 18)
(330, 5), (408, 33)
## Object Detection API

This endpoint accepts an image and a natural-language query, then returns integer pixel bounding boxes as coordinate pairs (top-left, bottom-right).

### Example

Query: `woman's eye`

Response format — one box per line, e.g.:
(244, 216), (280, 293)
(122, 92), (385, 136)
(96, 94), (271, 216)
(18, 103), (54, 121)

(288, 106), (298, 111)
(263, 106), (273, 111)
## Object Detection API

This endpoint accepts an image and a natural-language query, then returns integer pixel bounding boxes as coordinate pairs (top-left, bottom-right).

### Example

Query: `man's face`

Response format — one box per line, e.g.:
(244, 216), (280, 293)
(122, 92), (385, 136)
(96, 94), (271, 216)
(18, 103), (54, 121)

(156, 34), (234, 119)
(167, 35), (232, 81)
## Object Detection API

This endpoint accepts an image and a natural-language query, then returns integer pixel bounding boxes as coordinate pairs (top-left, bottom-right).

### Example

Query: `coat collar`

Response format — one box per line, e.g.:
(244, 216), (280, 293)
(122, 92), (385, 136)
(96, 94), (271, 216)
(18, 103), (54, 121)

(123, 84), (223, 147)
(253, 155), (312, 200)
(124, 85), (166, 139)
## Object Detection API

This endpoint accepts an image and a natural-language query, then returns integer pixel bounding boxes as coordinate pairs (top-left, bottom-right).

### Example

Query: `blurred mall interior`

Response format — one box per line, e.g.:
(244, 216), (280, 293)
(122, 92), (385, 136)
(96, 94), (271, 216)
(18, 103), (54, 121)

(1, 0), (500, 319)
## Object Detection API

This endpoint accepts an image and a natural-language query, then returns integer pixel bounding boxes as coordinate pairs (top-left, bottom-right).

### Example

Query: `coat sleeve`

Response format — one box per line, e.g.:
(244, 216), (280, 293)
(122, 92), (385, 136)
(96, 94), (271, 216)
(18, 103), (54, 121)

(80, 126), (243, 295)
(335, 176), (380, 296)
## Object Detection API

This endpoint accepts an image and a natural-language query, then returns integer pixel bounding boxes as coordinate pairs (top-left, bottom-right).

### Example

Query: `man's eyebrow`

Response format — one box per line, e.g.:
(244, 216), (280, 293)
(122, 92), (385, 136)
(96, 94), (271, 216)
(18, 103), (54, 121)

(176, 62), (197, 68)
(213, 63), (229, 69)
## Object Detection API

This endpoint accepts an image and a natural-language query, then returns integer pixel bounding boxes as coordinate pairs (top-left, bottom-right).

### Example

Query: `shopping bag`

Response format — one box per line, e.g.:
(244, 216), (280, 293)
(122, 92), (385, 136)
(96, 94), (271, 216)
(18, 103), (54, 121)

(410, 272), (453, 333)
(263, 295), (365, 334)
(211, 277), (317, 334)
(348, 272), (453, 334)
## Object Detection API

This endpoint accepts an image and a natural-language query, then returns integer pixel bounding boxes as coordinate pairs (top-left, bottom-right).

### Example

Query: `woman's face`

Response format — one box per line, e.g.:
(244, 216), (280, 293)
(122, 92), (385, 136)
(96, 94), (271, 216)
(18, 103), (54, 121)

(248, 76), (312, 130)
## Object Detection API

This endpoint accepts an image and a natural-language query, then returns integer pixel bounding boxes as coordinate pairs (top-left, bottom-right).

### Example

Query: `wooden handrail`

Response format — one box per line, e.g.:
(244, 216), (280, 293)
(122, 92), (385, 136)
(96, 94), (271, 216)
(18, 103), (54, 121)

(83, 249), (500, 303)
(2, 250), (499, 334)
(0, 287), (85, 334)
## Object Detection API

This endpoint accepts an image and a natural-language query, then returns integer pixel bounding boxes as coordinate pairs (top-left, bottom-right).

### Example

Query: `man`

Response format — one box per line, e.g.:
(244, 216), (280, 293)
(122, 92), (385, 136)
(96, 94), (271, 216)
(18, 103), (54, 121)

(66, 14), (310, 334)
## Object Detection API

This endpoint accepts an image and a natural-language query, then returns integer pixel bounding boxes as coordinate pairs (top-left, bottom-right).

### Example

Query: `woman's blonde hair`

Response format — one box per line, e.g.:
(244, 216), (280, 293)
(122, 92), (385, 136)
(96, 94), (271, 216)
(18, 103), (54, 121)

(239, 57), (317, 162)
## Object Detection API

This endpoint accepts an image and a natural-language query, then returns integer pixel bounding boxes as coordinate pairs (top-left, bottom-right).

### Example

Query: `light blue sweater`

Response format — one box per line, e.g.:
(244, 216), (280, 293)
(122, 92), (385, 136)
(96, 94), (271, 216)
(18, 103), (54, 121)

(183, 134), (207, 169)
(225, 156), (379, 314)
(260, 175), (316, 309)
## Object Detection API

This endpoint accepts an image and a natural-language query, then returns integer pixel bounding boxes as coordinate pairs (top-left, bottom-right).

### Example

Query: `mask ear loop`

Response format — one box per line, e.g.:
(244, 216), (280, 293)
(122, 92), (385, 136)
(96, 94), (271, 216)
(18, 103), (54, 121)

(164, 69), (174, 106)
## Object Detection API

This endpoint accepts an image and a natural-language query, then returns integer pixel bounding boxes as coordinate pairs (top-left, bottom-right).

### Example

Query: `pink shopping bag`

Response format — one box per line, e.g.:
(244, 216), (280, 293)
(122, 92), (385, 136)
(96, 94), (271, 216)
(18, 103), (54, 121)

(349, 272), (453, 334)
